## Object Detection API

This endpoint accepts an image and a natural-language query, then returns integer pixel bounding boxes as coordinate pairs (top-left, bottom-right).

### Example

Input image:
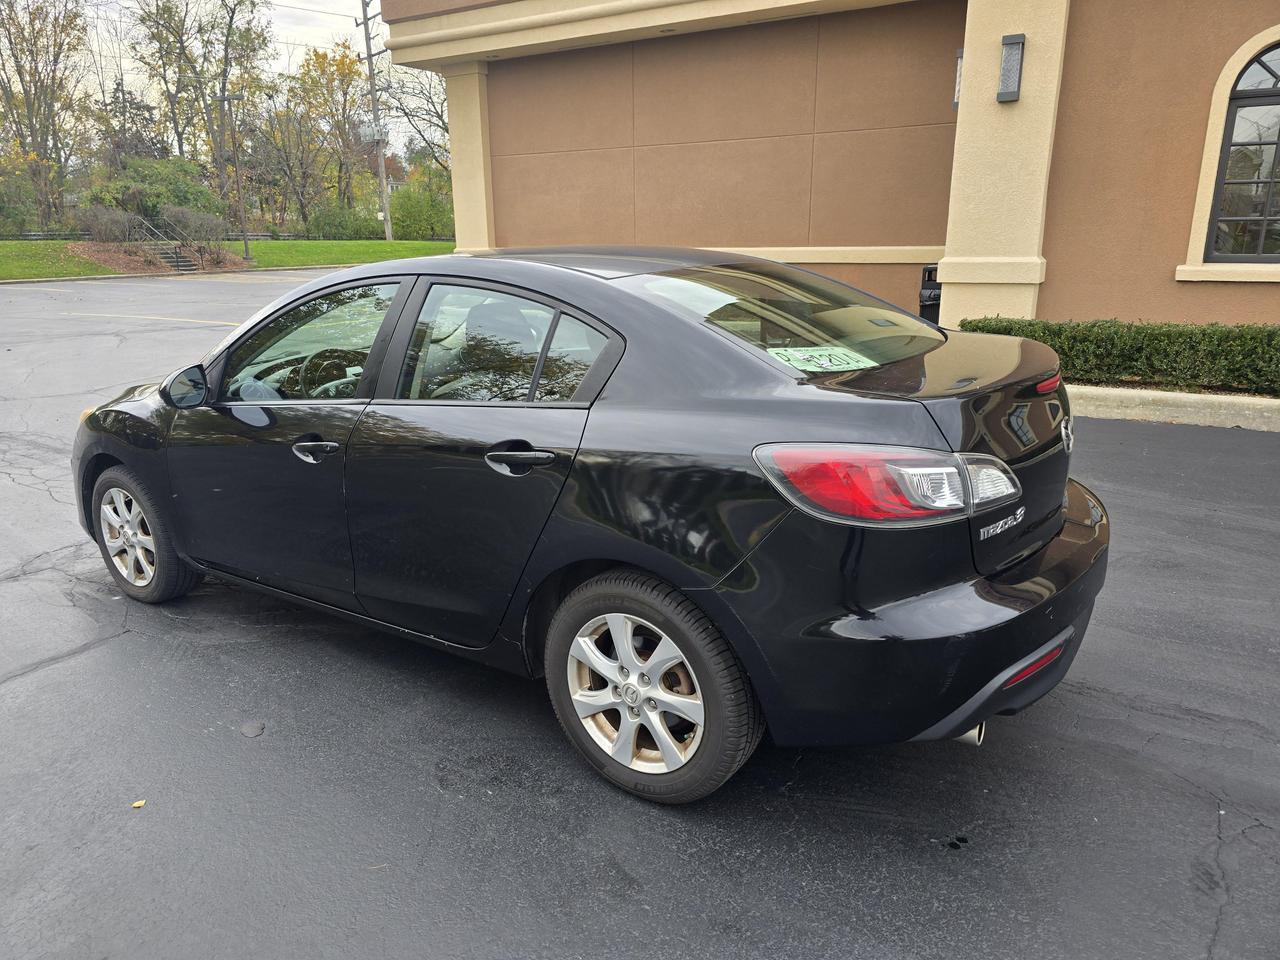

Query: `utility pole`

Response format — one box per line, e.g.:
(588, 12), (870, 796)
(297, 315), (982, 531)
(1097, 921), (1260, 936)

(357, 0), (394, 241)
(213, 92), (252, 262)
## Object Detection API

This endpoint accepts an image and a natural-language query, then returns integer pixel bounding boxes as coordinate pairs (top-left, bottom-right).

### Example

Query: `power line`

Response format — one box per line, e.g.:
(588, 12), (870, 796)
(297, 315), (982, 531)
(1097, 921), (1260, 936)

(86, 14), (351, 51)
(263, 0), (356, 19)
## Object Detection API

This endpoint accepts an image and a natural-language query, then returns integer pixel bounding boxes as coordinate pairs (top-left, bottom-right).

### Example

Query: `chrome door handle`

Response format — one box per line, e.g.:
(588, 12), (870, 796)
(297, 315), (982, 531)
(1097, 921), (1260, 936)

(292, 440), (340, 464)
(483, 447), (556, 476)
(484, 450), (556, 467)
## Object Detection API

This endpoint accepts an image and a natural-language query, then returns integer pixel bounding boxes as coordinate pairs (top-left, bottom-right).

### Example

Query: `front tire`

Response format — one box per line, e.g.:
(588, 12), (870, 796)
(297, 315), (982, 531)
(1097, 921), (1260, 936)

(545, 570), (764, 804)
(92, 466), (202, 603)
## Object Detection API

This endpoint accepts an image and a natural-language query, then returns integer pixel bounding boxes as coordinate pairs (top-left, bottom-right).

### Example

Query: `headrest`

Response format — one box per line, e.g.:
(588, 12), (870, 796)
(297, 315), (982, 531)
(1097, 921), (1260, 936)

(465, 300), (539, 347)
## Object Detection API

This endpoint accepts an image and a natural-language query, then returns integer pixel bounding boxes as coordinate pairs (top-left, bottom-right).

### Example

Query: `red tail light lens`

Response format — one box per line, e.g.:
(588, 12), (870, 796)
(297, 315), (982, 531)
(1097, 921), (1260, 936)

(754, 444), (1021, 527)
(1035, 372), (1062, 394)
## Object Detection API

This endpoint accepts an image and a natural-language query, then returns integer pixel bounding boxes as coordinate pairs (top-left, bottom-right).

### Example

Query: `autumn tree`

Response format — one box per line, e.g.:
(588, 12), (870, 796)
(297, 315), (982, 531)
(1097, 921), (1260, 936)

(0, 0), (89, 225)
(130, 0), (272, 194)
(295, 42), (369, 209)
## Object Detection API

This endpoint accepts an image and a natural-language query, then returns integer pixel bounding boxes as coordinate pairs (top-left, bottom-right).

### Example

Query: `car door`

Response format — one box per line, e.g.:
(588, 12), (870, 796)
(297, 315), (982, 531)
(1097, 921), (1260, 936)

(166, 278), (412, 609)
(345, 279), (621, 646)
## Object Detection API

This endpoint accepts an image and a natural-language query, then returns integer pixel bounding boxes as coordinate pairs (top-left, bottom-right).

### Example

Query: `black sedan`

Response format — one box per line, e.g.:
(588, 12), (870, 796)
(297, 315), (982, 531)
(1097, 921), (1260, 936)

(73, 247), (1109, 803)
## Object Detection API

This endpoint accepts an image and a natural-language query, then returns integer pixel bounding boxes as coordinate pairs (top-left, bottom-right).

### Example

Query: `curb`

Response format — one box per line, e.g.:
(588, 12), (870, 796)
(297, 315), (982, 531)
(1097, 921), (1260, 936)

(0, 264), (365, 285)
(1070, 384), (1280, 432)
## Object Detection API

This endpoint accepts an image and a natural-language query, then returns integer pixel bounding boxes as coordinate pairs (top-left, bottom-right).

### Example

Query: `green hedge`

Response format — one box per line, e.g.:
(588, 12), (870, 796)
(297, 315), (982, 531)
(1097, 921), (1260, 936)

(958, 318), (1280, 396)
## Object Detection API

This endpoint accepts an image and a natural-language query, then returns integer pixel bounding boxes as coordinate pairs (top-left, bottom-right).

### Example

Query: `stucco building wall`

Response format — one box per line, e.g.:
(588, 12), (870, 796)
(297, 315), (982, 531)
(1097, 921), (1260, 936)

(483, 0), (965, 308)
(1038, 0), (1280, 324)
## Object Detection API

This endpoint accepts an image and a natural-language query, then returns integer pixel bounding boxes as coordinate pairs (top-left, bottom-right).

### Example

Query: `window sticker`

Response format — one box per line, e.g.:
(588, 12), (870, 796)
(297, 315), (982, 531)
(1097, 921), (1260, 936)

(766, 345), (878, 373)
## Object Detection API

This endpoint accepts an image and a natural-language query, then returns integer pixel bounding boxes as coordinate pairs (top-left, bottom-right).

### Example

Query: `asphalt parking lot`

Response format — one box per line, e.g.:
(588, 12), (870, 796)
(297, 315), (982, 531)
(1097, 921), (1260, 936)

(2, 271), (1278, 960)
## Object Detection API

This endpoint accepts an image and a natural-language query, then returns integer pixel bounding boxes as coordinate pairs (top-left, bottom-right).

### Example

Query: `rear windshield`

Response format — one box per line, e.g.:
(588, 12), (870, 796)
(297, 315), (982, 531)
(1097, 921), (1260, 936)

(616, 261), (944, 375)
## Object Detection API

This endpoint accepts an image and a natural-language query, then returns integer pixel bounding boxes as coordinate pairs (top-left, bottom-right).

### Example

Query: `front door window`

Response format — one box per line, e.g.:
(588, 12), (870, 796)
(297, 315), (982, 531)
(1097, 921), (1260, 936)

(222, 283), (401, 402)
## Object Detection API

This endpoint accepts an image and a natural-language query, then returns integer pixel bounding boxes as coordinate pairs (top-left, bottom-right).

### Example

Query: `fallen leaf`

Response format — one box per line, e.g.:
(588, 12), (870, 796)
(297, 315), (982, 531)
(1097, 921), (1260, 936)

(131, 799), (146, 809)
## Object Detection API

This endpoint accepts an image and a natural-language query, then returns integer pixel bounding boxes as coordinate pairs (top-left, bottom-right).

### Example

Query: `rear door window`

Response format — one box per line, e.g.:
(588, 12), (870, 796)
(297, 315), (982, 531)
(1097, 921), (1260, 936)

(534, 315), (608, 402)
(396, 284), (608, 402)
(616, 261), (944, 375)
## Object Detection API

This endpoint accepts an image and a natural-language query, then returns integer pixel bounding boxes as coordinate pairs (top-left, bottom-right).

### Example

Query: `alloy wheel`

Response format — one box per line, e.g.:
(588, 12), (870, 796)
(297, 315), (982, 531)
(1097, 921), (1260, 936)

(566, 612), (705, 774)
(100, 487), (156, 587)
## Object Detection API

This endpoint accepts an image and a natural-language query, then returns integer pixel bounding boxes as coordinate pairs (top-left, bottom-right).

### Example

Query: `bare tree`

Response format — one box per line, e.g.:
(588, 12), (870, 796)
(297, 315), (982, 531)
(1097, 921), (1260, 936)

(0, 0), (89, 225)
(253, 78), (327, 225)
(130, 0), (271, 194)
(382, 64), (449, 173)
(131, 0), (202, 159)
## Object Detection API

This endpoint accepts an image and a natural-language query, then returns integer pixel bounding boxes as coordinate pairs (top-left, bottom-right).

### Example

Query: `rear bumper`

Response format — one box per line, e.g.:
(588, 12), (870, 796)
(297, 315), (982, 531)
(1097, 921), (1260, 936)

(707, 478), (1109, 747)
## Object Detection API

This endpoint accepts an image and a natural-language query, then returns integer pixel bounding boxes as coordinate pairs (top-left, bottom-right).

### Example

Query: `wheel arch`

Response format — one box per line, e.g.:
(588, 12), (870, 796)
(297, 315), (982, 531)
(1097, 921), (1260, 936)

(517, 559), (630, 678)
(79, 452), (125, 533)
(514, 559), (779, 733)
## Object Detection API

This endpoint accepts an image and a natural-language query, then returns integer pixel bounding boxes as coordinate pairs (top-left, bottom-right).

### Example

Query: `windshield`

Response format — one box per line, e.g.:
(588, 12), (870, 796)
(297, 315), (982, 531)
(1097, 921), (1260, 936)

(616, 261), (944, 376)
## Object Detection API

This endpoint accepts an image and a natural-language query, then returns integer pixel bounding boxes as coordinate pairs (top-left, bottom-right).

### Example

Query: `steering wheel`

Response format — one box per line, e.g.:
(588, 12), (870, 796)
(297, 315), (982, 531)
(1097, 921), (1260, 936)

(298, 348), (362, 398)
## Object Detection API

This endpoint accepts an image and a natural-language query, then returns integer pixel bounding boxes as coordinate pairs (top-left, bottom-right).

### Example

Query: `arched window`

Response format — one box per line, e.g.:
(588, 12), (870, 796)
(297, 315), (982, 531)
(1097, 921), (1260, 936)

(1207, 44), (1280, 261)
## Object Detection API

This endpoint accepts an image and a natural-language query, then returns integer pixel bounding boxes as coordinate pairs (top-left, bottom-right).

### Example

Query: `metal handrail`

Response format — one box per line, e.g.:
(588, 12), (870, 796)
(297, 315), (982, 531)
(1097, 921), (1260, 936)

(124, 215), (186, 271)
(149, 215), (205, 268)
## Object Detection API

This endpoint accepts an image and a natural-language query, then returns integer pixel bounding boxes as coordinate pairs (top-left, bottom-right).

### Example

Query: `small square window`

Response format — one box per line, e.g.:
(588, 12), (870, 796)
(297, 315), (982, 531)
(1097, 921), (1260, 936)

(1219, 181), (1271, 217)
(1213, 219), (1264, 255)
(1264, 223), (1280, 255)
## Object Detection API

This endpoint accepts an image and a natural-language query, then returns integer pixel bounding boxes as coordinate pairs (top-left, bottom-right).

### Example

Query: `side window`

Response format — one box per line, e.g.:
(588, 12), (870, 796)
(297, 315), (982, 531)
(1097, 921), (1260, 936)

(222, 283), (400, 401)
(397, 285), (556, 401)
(534, 314), (608, 401)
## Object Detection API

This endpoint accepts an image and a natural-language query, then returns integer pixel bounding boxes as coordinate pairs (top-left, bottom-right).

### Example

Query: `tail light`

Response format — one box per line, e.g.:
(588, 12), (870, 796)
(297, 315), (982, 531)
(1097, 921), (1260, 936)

(1035, 372), (1062, 394)
(753, 443), (1021, 527)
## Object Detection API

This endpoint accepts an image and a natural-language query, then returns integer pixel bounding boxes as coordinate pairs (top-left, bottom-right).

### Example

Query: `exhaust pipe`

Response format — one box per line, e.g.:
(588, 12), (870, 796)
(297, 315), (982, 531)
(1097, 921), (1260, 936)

(955, 722), (985, 747)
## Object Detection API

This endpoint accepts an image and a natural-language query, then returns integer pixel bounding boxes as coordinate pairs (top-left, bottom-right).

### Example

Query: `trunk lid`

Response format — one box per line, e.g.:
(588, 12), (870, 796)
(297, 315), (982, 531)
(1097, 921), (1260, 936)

(805, 330), (1071, 574)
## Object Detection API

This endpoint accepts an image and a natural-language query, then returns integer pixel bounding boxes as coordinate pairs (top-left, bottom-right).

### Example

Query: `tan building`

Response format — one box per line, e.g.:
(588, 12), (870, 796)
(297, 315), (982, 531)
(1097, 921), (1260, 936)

(382, 0), (1280, 325)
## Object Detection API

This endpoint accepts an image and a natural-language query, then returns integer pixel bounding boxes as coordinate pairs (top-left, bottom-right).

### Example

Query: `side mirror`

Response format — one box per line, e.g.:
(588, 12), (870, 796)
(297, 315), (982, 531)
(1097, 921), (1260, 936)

(160, 364), (208, 409)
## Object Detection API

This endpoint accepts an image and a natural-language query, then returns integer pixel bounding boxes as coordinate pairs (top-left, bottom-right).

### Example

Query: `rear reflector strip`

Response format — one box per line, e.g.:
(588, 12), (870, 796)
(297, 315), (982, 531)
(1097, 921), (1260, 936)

(1001, 644), (1064, 689)
(1035, 372), (1062, 394)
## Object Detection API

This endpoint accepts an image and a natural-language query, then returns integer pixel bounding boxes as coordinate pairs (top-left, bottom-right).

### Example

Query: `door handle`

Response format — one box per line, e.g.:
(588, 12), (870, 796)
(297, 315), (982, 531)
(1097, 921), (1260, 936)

(484, 447), (556, 476)
(292, 440), (340, 464)
(484, 449), (556, 467)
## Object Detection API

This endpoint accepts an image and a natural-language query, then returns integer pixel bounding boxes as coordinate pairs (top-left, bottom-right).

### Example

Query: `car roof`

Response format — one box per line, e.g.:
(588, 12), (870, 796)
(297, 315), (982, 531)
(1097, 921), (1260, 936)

(333, 246), (765, 282)
(467, 246), (759, 278)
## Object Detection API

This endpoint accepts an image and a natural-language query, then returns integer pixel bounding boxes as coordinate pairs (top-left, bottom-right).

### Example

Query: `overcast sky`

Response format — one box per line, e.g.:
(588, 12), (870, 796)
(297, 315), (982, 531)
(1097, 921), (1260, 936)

(266, 0), (390, 70)
(88, 0), (394, 82)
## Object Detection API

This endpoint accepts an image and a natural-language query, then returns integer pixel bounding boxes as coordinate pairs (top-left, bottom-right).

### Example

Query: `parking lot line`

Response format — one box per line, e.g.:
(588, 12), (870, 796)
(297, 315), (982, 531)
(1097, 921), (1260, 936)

(60, 310), (238, 326)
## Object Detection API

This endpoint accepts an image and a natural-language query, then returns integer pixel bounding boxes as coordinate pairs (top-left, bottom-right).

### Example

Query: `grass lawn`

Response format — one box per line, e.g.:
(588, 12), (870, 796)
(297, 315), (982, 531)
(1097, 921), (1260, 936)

(0, 238), (455, 281)
(0, 240), (116, 280)
(241, 239), (455, 268)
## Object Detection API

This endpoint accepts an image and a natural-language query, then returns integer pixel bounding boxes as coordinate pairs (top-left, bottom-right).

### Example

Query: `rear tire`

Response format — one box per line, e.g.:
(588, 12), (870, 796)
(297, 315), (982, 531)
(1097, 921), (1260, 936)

(545, 570), (764, 804)
(92, 466), (202, 603)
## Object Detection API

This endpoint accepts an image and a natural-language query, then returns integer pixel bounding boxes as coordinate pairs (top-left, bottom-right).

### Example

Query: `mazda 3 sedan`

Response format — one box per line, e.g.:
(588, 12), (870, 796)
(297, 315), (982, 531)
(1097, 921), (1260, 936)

(73, 247), (1109, 803)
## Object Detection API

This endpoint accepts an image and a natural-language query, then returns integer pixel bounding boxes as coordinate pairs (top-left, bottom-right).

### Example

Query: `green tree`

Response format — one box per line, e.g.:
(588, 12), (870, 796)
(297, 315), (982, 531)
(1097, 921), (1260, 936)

(0, 0), (90, 225)
(94, 79), (169, 168)
(88, 156), (222, 218)
(390, 165), (453, 240)
(0, 141), (38, 232)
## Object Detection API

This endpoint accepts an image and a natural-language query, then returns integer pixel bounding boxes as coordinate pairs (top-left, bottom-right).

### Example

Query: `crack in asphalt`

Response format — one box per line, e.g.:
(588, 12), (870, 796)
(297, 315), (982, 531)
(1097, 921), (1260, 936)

(1058, 678), (1278, 746)
(1203, 797), (1230, 960)
(0, 628), (132, 688)
(0, 541), (99, 585)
